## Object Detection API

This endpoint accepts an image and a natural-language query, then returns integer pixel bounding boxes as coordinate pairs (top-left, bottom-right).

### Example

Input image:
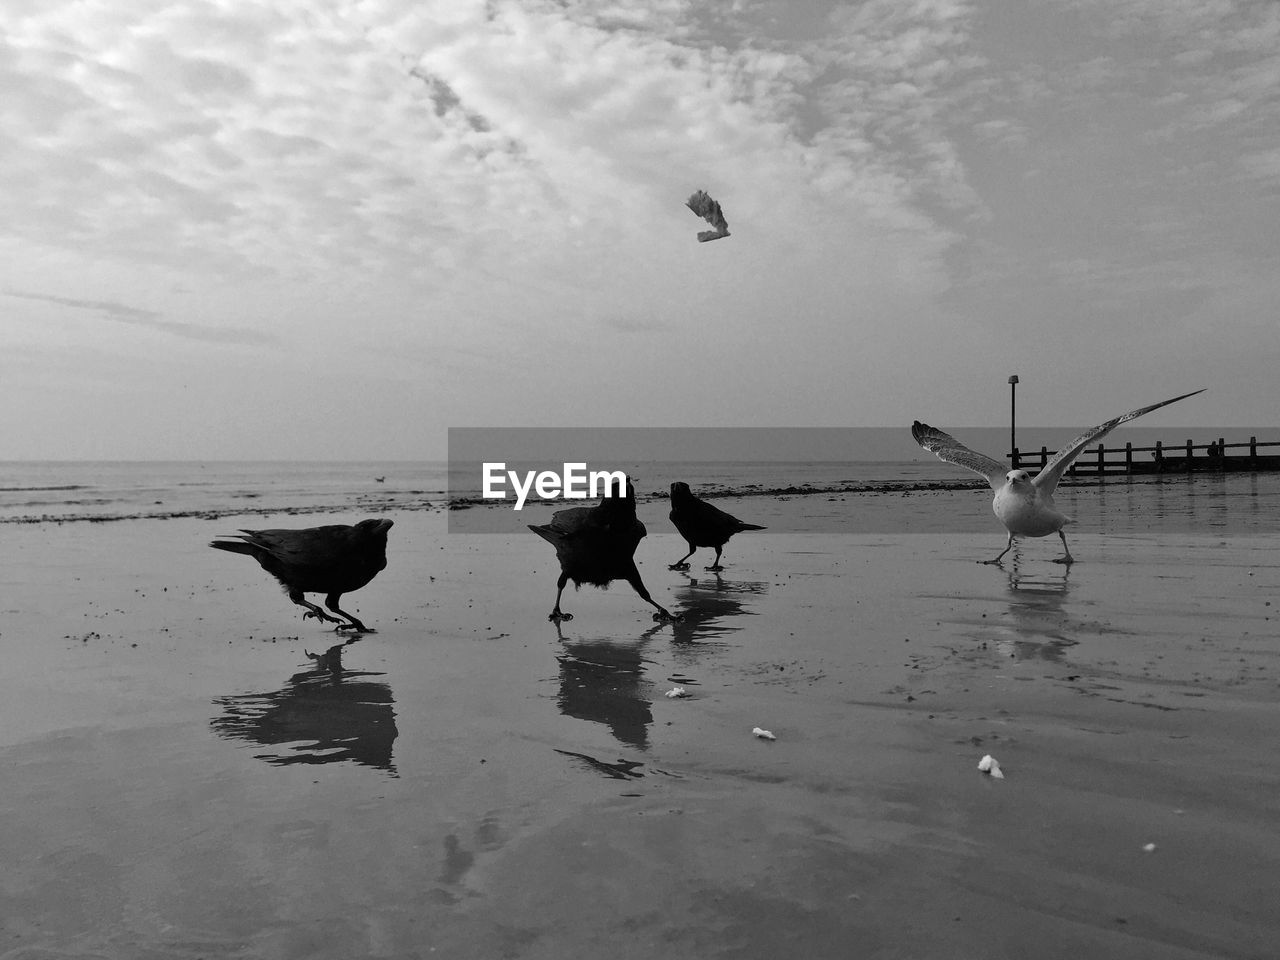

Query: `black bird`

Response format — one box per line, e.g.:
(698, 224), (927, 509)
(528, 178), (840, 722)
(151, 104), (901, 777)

(668, 481), (765, 571)
(210, 518), (393, 632)
(686, 189), (730, 242)
(528, 477), (676, 623)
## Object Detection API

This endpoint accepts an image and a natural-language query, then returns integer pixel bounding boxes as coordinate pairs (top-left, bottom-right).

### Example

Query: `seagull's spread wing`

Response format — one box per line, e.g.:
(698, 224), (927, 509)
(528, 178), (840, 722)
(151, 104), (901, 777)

(686, 189), (730, 242)
(912, 421), (1008, 491)
(1033, 389), (1205, 494)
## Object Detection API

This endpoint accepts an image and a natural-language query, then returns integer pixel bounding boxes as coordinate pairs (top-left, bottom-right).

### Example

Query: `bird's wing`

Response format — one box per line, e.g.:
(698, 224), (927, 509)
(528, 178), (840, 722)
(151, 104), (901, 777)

(538, 505), (594, 540)
(912, 421), (1007, 491)
(691, 497), (751, 535)
(242, 526), (353, 567)
(1033, 389), (1205, 494)
(686, 189), (730, 241)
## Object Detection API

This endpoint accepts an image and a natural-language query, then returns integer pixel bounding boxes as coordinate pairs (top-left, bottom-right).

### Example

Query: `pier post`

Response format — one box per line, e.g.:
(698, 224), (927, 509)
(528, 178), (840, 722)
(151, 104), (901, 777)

(1008, 375), (1018, 463)
(1125, 442), (1133, 474)
(1251, 436), (1258, 468)
(1186, 439), (1194, 473)
(1040, 446), (1048, 469)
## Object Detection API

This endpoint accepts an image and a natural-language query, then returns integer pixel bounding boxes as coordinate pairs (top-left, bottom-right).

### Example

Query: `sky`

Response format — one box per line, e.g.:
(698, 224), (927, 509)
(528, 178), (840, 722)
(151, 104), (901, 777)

(2, 0), (1277, 460)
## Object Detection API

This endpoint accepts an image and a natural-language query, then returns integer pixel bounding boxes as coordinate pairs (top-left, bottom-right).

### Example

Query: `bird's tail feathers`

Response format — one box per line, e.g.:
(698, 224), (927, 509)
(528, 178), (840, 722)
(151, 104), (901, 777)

(527, 524), (558, 545)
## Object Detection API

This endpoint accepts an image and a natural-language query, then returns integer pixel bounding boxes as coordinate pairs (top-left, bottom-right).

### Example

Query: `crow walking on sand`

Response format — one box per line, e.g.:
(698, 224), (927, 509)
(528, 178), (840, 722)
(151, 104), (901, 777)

(668, 481), (765, 571)
(210, 518), (394, 632)
(913, 389), (1203, 564)
(529, 477), (677, 623)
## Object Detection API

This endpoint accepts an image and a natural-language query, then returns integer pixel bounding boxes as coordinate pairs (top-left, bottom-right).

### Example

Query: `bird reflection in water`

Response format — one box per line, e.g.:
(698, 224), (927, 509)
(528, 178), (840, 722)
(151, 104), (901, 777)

(555, 629), (656, 750)
(647, 571), (769, 646)
(990, 549), (1077, 662)
(211, 640), (398, 774)
(552, 622), (662, 783)
(552, 573), (769, 762)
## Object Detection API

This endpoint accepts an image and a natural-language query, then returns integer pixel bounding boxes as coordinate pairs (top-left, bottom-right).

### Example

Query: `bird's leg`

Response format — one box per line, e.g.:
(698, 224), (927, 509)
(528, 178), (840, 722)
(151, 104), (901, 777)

(626, 571), (682, 622)
(325, 592), (371, 633)
(290, 589), (344, 625)
(983, 534), (1015, 565)
(548, 573), (574, 622)
(1052, 529), (1075, 565)
(705, 546), (724, 572)
(668, 544), (695, 570)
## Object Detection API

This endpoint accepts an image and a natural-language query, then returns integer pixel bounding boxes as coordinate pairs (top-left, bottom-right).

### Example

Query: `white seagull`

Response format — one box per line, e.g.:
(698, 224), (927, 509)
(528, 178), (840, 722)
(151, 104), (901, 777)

(912, 389), (1205, 564)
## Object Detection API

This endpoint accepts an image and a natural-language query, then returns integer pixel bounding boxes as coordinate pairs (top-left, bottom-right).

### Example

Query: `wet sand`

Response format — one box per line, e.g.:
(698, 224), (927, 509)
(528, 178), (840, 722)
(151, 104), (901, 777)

(1, 501), (1278, 958)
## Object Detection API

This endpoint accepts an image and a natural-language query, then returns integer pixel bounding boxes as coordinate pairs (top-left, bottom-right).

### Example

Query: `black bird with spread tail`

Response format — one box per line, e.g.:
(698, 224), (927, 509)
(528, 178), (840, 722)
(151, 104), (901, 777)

(210, 518), (393, 632)
(529, 477), (677, 623)
(667, 481), (765, 571)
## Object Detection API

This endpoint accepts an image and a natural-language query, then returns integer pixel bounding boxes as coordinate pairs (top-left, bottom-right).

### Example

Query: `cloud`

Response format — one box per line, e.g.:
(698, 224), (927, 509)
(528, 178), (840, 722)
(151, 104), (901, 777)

(3, 288), (276, 345)
(0, 0), (969, 293)
(599, 313), (671, 334)
(2, 0), (1277, 454)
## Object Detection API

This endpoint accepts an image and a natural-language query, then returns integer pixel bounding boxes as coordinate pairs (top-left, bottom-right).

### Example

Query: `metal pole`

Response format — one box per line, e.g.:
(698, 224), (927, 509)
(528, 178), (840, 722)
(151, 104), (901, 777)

(1008, 375), (1019, 462)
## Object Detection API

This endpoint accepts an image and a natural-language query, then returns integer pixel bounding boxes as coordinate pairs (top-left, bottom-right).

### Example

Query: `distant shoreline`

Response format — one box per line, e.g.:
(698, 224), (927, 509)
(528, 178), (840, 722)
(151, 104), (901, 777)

(2, 471), (1222, 525)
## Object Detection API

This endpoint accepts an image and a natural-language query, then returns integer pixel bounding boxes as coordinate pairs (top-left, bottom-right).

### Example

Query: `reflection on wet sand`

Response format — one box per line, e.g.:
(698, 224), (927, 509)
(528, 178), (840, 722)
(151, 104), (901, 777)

(553, 574), (770, 763)
(990, 549), (1076, 662)
(432, 814), (507, 904)
(1089, 472), (1268, 533)
(553, 748), (646, 779)
(211, 641), (398, 774)
(555, 634), (655, 750)
(647, 572), (769, 645)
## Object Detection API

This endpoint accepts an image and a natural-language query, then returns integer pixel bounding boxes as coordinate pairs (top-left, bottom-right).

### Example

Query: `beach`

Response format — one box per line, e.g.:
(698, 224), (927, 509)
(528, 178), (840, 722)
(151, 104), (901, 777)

(1, 484), (1277, 959)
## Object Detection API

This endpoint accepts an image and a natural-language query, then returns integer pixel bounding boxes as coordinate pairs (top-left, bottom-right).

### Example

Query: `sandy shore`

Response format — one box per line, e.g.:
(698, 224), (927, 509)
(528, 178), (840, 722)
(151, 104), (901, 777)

(1, 506), (1278, 958)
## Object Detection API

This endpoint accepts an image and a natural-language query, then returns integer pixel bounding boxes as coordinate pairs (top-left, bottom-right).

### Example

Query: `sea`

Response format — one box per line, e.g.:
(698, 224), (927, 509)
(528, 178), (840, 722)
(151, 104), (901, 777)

(2, 452), (1278, 536)
(0, 459), (948, 524)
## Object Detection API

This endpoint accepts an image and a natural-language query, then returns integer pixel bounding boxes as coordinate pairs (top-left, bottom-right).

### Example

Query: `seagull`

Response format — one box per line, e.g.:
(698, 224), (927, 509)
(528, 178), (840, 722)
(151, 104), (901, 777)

(210, 518), (394, 631)
(686, 189), (730, 242)
(529, 476), (678, 623)
(668, 481), (765, 570)
(912, 389), (1204, 564)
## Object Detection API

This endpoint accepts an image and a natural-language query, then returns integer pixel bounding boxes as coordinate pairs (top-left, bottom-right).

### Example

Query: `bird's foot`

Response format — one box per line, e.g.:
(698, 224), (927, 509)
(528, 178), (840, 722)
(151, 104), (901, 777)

(548, 611), (574, 623)
(668, 562), (691, 571)
(336, 623), (373, 633)
(303, 610), (343, 624)
(652, 609), (684, 623)
(704, 564), (724, 572)
(980, 558), (1005, 566)
(1052, 556), (1074, 565)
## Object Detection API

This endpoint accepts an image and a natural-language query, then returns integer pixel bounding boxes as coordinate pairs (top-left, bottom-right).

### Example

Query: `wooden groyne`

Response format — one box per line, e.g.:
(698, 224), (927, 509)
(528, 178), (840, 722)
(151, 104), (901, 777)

(1010, 437), (1280, 477)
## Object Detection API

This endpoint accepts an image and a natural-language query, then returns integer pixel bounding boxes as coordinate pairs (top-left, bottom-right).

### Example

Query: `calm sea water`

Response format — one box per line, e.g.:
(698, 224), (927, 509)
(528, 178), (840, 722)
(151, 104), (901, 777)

(0, 460), (948, 524)
(3, 459), (1279, 536)
(0, 461), (444, 524)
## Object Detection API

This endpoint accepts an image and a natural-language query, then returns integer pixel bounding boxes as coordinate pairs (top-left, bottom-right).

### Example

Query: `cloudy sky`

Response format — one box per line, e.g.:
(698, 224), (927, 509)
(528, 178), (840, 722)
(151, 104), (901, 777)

(3, 0), (1276, 459)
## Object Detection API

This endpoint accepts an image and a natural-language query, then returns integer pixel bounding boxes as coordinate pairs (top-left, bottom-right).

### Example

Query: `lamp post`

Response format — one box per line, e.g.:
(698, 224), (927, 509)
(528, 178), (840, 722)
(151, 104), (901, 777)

(1008, 375), (1019, 466)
